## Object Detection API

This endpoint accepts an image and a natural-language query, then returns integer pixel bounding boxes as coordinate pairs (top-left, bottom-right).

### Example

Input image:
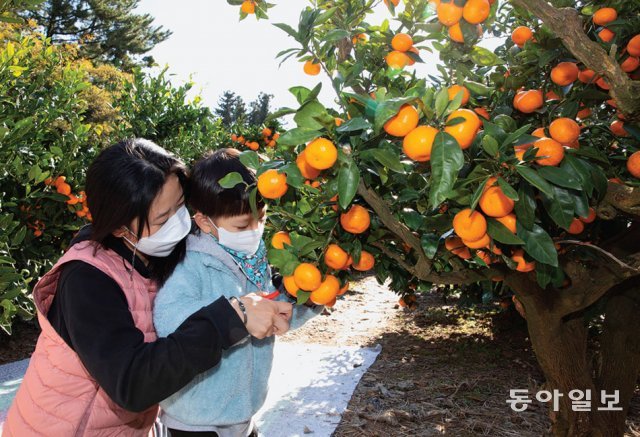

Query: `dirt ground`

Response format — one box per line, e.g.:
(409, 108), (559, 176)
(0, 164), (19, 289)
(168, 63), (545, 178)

(282, 276), (640, 437)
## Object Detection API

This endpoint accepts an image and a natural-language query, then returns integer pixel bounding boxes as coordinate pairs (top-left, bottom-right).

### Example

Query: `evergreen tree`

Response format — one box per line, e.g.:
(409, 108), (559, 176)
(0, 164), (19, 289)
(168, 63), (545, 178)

(247, 92), (273, 126)
(214, 91), (246, 127)
(23, 0), (171, 69)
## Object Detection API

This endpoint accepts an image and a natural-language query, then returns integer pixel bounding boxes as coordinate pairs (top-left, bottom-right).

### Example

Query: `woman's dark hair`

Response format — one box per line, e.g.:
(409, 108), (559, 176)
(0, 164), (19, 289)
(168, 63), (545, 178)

(85, 138), (188, 285)
(189, 148), (266, 219)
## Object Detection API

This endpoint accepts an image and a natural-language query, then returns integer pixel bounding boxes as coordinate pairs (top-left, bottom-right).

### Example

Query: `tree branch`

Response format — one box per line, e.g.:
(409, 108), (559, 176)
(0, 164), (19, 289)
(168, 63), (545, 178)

(509, 0), (640, 118)
(597, 182), (640, 219)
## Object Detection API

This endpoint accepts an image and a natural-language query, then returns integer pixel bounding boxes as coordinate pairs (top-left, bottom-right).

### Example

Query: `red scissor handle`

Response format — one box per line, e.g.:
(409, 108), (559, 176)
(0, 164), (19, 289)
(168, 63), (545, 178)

(259, 290), (280, 300)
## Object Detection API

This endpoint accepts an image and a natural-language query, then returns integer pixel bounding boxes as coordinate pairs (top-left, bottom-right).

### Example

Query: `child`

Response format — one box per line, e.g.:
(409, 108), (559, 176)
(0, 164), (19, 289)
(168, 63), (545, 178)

(153, 148), (322, 437)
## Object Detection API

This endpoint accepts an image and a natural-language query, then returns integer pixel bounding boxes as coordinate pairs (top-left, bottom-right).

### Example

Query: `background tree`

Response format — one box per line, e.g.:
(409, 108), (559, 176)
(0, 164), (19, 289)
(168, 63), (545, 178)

(22, 0), (171, 69)
(247, 92), (274, 126)
(214, 90), (247, 126)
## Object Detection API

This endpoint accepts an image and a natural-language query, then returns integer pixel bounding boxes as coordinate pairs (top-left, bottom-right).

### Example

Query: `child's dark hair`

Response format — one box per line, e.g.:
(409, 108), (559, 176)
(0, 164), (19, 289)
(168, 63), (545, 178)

(189, 148), (266, 218)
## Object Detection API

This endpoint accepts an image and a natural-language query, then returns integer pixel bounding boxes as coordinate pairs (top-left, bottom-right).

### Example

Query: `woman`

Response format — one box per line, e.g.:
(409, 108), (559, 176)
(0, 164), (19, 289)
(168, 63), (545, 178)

(3, 138), (292, 436)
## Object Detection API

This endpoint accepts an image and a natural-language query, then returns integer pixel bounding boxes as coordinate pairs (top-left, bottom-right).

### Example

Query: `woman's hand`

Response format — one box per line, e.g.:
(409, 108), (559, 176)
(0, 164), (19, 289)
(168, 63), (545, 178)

(229, 293), (293, 339)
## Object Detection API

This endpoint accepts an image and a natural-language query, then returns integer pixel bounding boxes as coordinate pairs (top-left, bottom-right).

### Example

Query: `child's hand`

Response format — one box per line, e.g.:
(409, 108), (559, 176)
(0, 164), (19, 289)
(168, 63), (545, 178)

(235, 294), (292, 338)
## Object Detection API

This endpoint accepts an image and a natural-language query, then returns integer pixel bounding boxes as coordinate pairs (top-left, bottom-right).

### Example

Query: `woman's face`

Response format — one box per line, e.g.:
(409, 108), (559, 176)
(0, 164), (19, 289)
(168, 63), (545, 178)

(125, 174), (185, 240)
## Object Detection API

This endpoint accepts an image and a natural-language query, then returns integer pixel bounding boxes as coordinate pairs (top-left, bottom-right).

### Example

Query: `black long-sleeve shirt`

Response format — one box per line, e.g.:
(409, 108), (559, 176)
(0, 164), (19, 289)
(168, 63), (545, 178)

(47, 230), (249, 413)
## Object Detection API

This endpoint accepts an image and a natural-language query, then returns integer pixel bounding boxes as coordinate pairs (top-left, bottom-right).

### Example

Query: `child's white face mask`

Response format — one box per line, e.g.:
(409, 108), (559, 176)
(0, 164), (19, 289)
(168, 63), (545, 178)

(207, 217), (265, 256)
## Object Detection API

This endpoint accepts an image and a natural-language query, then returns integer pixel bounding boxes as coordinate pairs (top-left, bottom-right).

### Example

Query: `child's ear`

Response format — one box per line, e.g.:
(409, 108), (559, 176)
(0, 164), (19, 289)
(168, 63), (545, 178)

(193, 212), (214, 234)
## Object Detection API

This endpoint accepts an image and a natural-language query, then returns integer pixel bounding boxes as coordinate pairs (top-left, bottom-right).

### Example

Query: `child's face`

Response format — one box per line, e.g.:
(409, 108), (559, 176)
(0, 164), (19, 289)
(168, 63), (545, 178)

(195, 207), (267, 238)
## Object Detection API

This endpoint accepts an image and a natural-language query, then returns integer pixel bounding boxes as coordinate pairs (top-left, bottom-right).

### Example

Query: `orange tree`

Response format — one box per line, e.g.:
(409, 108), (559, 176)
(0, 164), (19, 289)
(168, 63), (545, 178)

(226, 0), (640, 435)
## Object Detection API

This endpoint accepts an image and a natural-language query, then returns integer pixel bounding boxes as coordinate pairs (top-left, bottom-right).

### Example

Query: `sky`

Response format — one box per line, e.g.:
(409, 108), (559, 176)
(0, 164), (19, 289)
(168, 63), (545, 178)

(135, 1), (501, 112)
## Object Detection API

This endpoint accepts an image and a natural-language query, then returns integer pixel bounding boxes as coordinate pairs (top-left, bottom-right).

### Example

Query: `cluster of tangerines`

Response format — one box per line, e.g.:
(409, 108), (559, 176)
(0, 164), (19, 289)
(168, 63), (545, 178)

(271, 230), (374, 306)
(230, 128), (279, 151)
(385, 32), (419, 70)
(44, 175), (91, 222)
(257, 136), (376, 305)
(20, 204), (45, 237)
(434, 0), (496, 44)
(508, 18), (640, 180)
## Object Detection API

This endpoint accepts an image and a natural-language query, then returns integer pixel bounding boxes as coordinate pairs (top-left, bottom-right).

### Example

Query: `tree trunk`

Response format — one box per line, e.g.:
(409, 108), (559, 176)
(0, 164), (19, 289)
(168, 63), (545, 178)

(595, 282), (640, 436)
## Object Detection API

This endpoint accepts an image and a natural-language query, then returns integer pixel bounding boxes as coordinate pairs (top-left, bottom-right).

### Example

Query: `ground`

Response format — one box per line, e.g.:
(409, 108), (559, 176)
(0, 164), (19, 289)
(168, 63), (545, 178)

(282, 276), (640, 437)
(2, 276), (639, 436)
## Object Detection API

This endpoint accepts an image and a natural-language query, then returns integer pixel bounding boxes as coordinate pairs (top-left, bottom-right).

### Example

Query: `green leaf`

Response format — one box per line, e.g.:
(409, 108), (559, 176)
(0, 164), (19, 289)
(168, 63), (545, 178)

(324, 29), (350, 42)
(434, 87), (449, 119)
(267, 248), (300, 276)
(277, 127), (321, 146)
(515, 166), (554, 197)
(336, 117), (371, 132)
(265, 107), (297, 123)
(11, 226), (26, 246)
(218, 172), (245, 189)
(561, 155), (594, 197)
(537, 166), (581, 190)
(482, 135), (499, 156)
(281, 163), (305, 188)
(469, 180), (486, 211)
(465, 80), (492, 96)
(289, 86), (312, 104)
(428, 132), (464, 208)
(542, 186), (575, 230)
(294, 100), (329, 130)
(471, 46), (505, 66)
(497, 178), (519, 200)
(239, 151), (260, 170)
(273, 22), (299, 39)
(290, 232), (323, 256)
(371, 149), (405, 173)
(421, 234), (439, 259)
(517, 223), (558, 267)
(515, 183), (536, 230)
(487, 219), (525, 245)
(338, 160), (360, 209)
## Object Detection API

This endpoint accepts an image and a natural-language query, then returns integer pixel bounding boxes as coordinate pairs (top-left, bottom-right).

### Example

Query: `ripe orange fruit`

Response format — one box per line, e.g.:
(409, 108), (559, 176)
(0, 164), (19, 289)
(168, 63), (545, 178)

(448, 23), (483, 44)
(534, 137), (565, 166)
(310, 274), (341, 305)
(448, 84), (470, 105)
(352, 33), (367, 45)
(405, 46), (419, 65)
(479, 186), (515, 218)
(476, 249), (493, 265)
(497, 213), (517, 233)
(628, 151), (640, 178)
(610, 120), (629, 137)
(383, 0), (400, 7)
(593, 7), (617, 26)
(628, 34), (640, 57)
(66, 194), (80, 205)
(324, 244), (349, 270)
(567, 218), (585, 235)
(445, 236), (472, 259)
(579, 207), (596, 224)
(462, 233), (490, 249)
(56, 182), (72, 196)
(512, 249), (535, 272)
(532, 127), (546, 138)
(340, 205), (371, 234)
(596, 77), (610, 89)
(545, 90), (561, 101)
(247, 141), (259, 151)
(231, 134), (238, 142)
(549, 118), (580, 144)
(262, 127), (272, 137)
(453, 208), (487, 242)
(353, 250), (375, 271)
(237, 136), (245, 143)
(391, 33), (413, 52)
(386, 50), (411, 69)
(474, 107), (490, 121)
(512, 26), (533, 47)
(257, 169), (288, 199)
(283, 276), (299, 297)
(577, 107), (592, 119)
(598, 28), (615, 43)
(335, 117), (344, 127)
(462, 0), (490, 24)
(444, 109), (481, 149)
(241, 0), (255, 14)
(271, 231), (291, 249)
(437, 1), (463, 26)
(384, 105), (419, 137)
(578, 69), (597, 83)
(296, 150), (322, 179)
(513, 90), (543, 113)
(402, 125), (438, 162)
(620, 56), (639, 73)
(550, 62), (579, 86)
(293, 263), (322, 291)
(305, 138), (338, 170)
(338, 281), (349, 296)
(303, 60), (321, 75)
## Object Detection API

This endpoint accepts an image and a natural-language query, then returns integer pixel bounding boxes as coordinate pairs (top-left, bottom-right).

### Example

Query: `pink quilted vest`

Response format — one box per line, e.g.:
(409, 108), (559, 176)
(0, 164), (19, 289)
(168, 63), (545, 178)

(3, 241), (159, 437)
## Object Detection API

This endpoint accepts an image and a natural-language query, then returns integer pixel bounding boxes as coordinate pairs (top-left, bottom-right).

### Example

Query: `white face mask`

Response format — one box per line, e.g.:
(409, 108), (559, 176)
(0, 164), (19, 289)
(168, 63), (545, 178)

(125, 205), (191, 257)
(208, 217), (265, 256)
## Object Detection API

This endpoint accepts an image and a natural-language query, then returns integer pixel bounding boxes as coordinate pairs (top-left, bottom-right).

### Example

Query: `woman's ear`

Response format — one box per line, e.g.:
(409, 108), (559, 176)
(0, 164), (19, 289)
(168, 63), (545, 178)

(194, 212), (215, 235)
